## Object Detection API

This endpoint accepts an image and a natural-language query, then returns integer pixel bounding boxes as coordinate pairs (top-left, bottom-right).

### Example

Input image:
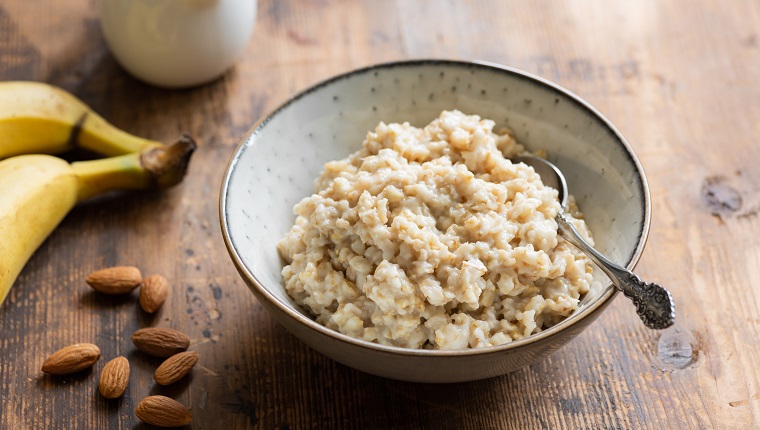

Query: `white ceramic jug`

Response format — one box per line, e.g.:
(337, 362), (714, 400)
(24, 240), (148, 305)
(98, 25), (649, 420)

(101, 0), (257, 88)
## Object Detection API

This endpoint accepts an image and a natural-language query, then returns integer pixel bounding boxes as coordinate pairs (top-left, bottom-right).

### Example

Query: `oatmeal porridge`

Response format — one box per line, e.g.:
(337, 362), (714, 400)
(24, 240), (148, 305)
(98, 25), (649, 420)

(277, 110), (595, 350)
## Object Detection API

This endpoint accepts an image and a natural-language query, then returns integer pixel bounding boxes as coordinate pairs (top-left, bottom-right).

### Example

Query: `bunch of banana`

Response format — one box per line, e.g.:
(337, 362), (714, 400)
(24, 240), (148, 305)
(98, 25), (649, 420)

(0, 82), (196, 306)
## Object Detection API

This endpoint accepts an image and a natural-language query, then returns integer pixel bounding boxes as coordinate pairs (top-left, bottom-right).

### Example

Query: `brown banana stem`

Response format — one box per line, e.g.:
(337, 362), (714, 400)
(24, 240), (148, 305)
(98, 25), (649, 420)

(140, 134), (197, 189)
(73, 134), (197, 202)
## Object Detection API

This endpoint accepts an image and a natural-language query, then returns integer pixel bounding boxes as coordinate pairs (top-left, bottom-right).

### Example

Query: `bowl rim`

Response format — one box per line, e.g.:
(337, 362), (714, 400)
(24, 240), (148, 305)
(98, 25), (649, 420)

(219, 58), (651, 357)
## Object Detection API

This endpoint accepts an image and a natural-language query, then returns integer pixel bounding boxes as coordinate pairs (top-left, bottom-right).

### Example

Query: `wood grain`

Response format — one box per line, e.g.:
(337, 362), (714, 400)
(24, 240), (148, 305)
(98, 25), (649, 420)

(1, 0), (759, 428)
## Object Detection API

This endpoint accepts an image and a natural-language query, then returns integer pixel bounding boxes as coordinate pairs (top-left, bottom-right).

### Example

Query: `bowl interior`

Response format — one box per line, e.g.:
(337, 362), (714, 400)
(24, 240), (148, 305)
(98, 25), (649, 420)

(222, 60), (647, 340)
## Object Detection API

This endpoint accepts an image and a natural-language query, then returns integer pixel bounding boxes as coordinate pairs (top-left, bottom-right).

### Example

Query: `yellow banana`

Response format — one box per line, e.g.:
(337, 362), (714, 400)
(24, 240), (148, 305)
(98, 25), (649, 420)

(0, 136), (196, 306)
(0, 81), (162, 160)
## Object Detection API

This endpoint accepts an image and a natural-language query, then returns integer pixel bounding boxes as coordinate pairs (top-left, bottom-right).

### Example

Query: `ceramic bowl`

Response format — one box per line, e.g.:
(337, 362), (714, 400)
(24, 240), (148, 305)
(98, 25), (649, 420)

(220, 60), (650, 383)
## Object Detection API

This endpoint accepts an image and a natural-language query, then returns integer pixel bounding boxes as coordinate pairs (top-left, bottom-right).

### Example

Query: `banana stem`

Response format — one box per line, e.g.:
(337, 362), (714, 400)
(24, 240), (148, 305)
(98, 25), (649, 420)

(72, 135), (197, 202)
(73, 153), (150, 202)
(77, 112), (164, 156)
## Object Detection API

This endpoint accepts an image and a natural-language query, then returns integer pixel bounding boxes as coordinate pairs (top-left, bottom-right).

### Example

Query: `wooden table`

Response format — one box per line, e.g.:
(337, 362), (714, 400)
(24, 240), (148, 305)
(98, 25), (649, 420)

(1, 1), (758, 428)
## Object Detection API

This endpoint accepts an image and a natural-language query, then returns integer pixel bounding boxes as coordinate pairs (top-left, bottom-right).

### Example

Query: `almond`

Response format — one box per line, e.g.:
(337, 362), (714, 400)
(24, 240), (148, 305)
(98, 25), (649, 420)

(131, 327), (190, 357)
(154, 351), (198, 385)
(41, 343), (100, 375)
(139, 274), (169, 313)
(86, 266), (142, 294)
(98, 356), (130, 399)
(135, 395), (192, 427)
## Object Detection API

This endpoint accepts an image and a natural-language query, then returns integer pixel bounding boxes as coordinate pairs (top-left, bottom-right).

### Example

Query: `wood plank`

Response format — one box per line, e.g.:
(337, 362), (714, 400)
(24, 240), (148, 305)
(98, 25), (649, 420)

(0, 0), (759, 428)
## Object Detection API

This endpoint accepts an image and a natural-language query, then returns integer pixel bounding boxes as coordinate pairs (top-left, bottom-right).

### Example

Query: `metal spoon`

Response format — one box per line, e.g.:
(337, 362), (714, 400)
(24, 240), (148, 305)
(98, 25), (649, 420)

(513, 155), (675, 330)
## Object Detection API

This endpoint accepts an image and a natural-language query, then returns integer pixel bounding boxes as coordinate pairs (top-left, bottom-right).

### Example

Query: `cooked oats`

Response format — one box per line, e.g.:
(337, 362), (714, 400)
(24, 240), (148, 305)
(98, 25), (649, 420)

(277, 110), (594, 350)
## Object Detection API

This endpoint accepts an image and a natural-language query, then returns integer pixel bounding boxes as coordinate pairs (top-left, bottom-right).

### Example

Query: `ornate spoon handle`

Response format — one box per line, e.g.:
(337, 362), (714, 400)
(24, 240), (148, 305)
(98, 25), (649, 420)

(556, 213), (675, 330)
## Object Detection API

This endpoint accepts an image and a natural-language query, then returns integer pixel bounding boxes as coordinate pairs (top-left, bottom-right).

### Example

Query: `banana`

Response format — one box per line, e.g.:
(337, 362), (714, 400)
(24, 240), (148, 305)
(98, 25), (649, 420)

(0, 81), (162, 160)
(0, 136), (196, 306)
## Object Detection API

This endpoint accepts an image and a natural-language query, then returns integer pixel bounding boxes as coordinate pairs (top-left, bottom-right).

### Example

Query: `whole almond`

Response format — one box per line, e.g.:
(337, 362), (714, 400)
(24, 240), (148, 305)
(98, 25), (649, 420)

(41, 343), (100, 375)
(86, 266), (142, 294)
(98, 356), (130, 399)
(131, 327), (190, 357)
(135, 395), (192, 427)
(139, 274), (169, 313)
(154, 351), (199, 385)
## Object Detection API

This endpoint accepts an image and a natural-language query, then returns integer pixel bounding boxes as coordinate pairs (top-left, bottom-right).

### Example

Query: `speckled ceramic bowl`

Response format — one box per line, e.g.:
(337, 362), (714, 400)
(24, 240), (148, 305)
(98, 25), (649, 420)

(220, 60), (650, 383)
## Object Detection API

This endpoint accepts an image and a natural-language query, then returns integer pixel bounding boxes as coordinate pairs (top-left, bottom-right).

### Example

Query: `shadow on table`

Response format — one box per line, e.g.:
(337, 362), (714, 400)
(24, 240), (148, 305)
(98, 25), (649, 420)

(78, 290), (135, 311)
(35, 368), (94, 389)
(205, 320), (559, 430)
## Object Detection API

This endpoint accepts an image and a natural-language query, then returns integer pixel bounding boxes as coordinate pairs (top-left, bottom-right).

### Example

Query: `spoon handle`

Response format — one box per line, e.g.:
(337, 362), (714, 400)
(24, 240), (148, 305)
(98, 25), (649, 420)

(556, 213), (675, 330)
